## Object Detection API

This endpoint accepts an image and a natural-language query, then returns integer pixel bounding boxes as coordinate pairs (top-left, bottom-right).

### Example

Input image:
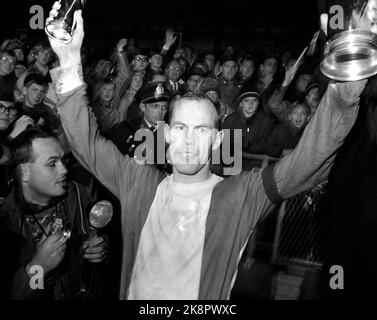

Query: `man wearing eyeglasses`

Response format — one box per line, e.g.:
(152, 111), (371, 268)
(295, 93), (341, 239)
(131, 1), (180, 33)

(0, 50), (17, 105)
(165, 59), (185, 94)
(131, 52), (149, 74)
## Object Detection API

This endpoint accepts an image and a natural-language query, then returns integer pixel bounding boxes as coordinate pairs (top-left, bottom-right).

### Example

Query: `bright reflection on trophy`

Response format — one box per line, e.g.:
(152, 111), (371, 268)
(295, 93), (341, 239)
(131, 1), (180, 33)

(45, 0), (86, 43)
(321, 0), (377, 81)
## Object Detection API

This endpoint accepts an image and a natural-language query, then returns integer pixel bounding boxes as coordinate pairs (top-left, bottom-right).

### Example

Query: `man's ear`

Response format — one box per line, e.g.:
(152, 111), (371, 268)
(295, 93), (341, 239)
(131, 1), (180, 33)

(18, 163), (30, 183)
(140, 103), (146, 113)
(164, 123), (170, 144)
(22, 87), (27, 97)
(212, 130), (224, 151)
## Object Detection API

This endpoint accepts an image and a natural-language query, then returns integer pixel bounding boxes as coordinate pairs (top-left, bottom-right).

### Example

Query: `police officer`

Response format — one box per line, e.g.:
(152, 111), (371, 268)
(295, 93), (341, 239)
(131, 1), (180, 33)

(107, 82), (170, 171)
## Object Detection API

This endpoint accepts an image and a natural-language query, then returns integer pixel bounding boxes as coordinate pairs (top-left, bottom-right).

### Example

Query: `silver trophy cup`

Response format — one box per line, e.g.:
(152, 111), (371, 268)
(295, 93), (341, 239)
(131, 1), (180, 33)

(45, 0), (85, 43)
(321, 0), (377, 81)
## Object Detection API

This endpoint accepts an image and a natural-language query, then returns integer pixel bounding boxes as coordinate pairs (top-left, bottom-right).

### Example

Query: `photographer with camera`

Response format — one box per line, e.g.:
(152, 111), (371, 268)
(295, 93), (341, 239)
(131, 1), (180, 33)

(0, 128), (108, 299)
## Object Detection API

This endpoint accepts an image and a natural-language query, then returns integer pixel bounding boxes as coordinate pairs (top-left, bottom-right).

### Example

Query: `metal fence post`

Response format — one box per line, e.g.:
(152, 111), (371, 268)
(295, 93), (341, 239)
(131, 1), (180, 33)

(272, 201), (286, 264)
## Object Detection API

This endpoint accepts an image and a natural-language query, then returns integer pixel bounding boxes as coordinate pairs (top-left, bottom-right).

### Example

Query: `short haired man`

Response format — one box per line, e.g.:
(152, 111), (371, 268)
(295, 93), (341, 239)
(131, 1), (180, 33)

(47, 7), (365, 300)
(0, 128), (108, 299)
(29, 44), (53, 82)
(237, 54), (255, 85)
(165, 59), (185, 93)
(15, 73), (60, 132)
(217, 55), (242, 115)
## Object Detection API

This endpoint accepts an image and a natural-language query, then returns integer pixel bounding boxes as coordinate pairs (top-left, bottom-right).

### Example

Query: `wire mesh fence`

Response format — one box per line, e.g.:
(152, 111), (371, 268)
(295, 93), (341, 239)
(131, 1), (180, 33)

(272, 181), (328, 268)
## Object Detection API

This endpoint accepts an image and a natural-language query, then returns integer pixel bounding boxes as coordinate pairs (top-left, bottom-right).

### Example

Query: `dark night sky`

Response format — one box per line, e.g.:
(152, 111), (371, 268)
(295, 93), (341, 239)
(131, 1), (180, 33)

(1, 0), (320, 53)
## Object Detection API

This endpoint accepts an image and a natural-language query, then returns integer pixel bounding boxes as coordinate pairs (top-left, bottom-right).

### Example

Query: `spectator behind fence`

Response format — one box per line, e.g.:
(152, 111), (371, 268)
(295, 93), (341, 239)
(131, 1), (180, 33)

(222, 84), (277, 170)
(267, 101), (311, 157)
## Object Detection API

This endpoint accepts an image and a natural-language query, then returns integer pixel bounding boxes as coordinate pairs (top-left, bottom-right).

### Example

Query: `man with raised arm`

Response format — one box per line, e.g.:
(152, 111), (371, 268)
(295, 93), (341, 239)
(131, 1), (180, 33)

(47, 5), (366, 299)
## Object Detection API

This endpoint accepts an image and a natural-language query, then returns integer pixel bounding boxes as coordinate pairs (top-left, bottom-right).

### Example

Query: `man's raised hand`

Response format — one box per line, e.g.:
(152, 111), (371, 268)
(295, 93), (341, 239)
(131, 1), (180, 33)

(46, 1), (84, 68)
(164, 29), (177, 48)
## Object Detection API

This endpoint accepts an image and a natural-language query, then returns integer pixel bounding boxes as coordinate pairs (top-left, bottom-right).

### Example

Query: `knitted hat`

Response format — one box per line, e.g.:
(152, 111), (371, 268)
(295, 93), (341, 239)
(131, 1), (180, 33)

(305, 81), (318, 97)
(236, 84), (261, 106)
(199, 77), (220, 95)
(220, 54), (238, 66)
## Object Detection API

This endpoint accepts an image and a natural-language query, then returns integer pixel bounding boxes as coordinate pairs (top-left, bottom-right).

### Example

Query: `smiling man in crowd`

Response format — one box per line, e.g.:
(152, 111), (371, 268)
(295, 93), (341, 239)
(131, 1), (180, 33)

(0, 128), (108, 299)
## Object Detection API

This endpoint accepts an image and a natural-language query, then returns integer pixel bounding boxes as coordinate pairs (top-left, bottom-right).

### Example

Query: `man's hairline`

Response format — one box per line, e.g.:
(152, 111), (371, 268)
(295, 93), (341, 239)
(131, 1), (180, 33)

(169, 98), (220, 130)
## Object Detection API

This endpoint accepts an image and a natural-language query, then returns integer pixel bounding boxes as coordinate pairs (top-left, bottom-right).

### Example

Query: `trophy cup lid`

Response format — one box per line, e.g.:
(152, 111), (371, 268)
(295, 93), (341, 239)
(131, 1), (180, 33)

(321, 29), (377, 81)
(45, 20), (72, 44)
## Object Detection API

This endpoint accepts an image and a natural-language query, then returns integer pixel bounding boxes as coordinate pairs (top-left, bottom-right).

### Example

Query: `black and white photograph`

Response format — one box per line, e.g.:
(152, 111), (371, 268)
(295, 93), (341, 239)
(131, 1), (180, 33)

(0, 0), (376, 312)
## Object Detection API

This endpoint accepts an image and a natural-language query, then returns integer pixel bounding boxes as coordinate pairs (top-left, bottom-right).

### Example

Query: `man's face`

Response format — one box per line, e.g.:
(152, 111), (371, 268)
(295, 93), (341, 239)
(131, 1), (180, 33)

(95, 60), (112, 79)
(289, 105), (309, 129)
(187, 75), (202, 93)
(240, 60), (255, 79)
(166, 99), (222, 176)
(240, 96), (259, 117)
(133, 55), (149, 71)
(0, 53), (16, 75)
(100, 83), (115, 103)
(141, 101), (167, 126)
(261, 58), (278, 77)
(296, 74), (313, 93)
(15, 64), (27, 78)
(24, 83), (47, 106)
(305, 87), (319, 110)
(14, 49), (24, 62)
(221, 61), (238, 80)
(203, 54), (215, 72)
(166, 61), (182, 82)
(36, 49), (51, 66)
(150, 54), (163, 69)
(25, 138), (68, 202)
